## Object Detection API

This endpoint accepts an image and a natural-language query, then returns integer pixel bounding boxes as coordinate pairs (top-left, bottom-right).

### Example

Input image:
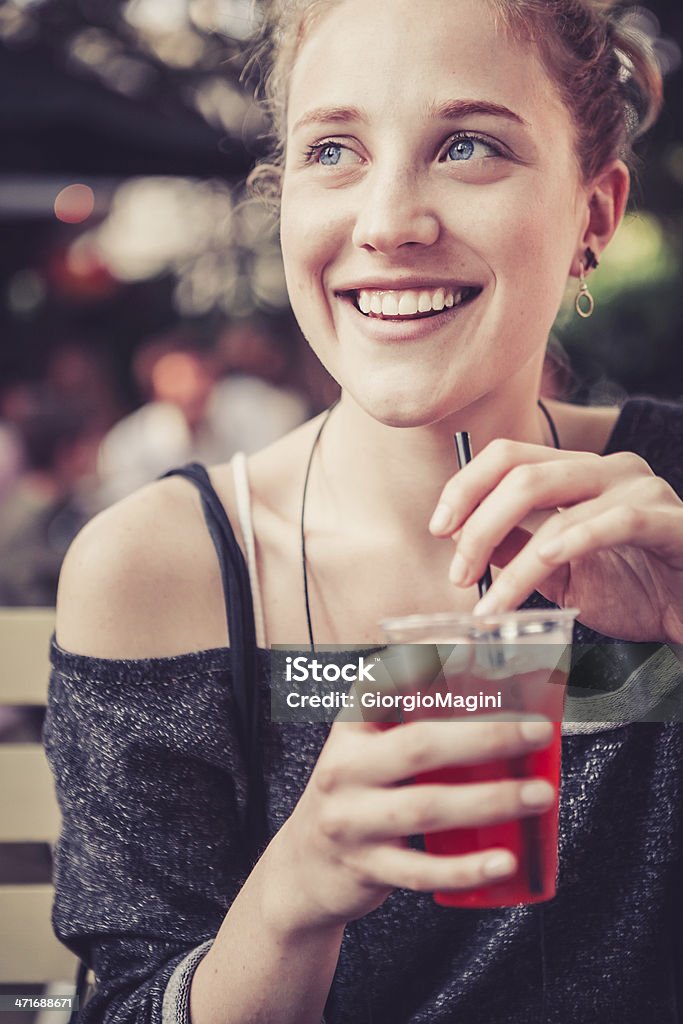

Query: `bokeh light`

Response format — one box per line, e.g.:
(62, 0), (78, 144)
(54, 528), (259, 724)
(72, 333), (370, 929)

(54, 184), (95, 224)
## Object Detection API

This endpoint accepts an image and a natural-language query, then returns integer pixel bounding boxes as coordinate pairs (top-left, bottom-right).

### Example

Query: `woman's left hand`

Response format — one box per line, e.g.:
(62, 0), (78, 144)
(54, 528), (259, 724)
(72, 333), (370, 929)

(429, 440), (683, 643)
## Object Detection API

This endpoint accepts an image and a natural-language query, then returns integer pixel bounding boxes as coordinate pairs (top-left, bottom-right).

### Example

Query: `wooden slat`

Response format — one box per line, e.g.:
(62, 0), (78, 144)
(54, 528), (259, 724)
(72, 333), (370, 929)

(0, 746), (61, 843)
(0, 608), (73, 985)
(0, 608), (55, 705)
(0, 885), (77, 982)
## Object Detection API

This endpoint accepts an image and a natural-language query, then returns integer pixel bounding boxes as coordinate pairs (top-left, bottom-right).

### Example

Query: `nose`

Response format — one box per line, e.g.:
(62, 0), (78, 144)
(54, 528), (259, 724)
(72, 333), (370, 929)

(351, 168), (440, 254)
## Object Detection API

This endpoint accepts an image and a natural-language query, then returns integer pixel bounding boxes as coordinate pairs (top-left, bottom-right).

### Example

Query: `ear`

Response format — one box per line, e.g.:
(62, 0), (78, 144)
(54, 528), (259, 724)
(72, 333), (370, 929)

(573, 160), (630, 276)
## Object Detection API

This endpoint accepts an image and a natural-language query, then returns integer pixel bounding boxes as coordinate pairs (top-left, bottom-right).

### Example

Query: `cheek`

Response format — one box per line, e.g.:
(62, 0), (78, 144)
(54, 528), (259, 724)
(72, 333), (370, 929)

(280, 188), (343, 301)
(465, 178), (578, 311)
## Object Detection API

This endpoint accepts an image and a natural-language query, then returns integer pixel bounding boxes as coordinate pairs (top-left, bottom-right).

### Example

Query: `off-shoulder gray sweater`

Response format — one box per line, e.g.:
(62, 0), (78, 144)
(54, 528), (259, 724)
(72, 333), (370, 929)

(45, 398), (683, 1024)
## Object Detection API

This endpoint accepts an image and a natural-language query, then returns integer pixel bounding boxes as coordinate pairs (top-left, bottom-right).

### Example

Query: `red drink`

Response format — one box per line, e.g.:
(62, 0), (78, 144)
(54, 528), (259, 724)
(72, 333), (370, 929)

(416, 721), (561, 907)
(402, 664), (566, 907)
(379, 610), (576, 908)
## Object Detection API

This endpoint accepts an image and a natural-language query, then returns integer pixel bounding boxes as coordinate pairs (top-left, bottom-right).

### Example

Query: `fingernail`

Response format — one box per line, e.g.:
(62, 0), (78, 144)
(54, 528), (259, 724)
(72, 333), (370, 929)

(520, 720), (554, 745)
(484, 851), (516, 879)
(473, 593), (500, 615)
(429, 503), (453, 534)
(449, 552), (469, 585)
(520, 781), (555, 809)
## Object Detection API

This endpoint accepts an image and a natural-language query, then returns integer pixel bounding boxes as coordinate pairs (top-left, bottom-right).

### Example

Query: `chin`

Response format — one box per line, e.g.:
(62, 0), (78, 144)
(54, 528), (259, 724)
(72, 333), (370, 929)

(346, 377), (464, 429)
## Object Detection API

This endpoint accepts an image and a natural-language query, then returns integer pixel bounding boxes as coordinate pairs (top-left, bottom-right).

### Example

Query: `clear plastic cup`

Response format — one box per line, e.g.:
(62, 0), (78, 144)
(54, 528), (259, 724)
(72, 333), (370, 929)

(379, 609), (577, 907)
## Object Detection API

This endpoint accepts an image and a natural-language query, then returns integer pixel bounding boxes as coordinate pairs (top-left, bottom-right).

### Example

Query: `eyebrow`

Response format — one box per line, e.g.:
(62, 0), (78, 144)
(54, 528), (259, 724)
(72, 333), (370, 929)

(292, 106), (369, 132)
(292, 99), (528, 133)
(427, 99), (528, 127)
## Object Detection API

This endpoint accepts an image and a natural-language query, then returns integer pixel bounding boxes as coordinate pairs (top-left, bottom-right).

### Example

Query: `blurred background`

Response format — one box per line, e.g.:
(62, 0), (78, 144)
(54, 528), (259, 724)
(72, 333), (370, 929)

(0, 0), (681, 611)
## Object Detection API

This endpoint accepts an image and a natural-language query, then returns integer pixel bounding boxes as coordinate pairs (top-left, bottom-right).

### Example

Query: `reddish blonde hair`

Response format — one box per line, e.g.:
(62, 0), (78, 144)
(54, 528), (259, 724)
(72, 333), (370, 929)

(248, 0), (662, 198)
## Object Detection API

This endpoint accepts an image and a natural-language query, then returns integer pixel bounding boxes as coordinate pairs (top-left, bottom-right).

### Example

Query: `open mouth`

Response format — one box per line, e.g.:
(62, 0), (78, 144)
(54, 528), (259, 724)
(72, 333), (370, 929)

(339, 284), (483, 321)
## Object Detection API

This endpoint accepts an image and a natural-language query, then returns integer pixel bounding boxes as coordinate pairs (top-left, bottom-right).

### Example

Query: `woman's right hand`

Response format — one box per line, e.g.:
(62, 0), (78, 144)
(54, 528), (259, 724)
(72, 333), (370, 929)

(262, 716), (556, 933)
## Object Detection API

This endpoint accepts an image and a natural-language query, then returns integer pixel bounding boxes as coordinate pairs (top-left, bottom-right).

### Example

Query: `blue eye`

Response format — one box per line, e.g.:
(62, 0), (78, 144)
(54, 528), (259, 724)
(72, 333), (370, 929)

(319, 143), (343, 166)
(445, 134), (501, 162)
(305, 140), (361, 168)
(448, 138), (476, 161)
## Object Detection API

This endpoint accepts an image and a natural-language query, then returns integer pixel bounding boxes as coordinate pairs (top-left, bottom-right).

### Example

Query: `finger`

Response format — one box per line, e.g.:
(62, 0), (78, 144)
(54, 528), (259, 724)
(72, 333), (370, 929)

(474, 476), (683, 615)
(430, 444), (653, 540)
(326, 777), (556, 843)
(472, 527), (578, 617)
(448, 458), (611, 587)
(537, 502), (683, 569)
(343, 716), (555, 787)
(361, 843), (518, 892)
(429, 439), (601, 537)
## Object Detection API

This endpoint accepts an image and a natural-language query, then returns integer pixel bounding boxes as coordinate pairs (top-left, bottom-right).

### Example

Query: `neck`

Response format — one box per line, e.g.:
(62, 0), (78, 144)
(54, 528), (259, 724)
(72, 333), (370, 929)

(312, 380), (553, 543)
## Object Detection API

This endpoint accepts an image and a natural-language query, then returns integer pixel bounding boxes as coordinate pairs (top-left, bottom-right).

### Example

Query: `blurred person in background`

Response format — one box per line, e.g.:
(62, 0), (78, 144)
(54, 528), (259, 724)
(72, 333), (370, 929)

(46, 340), (122, 436)
(216, 316), (312, 430)
(96, 324), (308, 506)
(0, 384), (100, 607)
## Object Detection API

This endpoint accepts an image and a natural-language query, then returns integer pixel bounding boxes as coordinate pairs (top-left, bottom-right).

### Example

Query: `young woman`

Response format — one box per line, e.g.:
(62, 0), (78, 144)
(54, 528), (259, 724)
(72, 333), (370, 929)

(46, 1), (683, 1022)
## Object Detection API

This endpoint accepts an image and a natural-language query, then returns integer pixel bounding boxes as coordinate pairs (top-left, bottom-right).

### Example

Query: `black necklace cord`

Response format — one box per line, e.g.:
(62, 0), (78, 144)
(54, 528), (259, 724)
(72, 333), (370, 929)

(537, 397), (561, 450)
(301, 402), (339, 654)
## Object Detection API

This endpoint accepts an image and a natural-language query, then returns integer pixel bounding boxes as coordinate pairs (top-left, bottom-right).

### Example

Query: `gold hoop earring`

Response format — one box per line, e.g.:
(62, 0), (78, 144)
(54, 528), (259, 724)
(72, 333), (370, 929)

(575, 259), (595, 319)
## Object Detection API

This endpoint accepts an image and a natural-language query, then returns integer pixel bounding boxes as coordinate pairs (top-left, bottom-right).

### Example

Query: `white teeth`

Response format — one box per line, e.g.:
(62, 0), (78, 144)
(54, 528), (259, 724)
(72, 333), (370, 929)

(381, 293), (400, 316)
(431, 288), (445, 312)
(354, 285), (473, 318)
(398, 291), (419, 316)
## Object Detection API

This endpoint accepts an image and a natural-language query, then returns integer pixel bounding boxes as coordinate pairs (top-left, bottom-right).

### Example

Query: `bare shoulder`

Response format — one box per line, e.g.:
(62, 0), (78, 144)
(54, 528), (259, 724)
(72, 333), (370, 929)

(56, 475), (229, 659)
(544, 400), (621, 455)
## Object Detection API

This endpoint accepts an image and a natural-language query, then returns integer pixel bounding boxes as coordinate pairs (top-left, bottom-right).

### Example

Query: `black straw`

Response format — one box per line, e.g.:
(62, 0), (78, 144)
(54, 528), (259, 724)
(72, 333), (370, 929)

(453, 432), (493, 598)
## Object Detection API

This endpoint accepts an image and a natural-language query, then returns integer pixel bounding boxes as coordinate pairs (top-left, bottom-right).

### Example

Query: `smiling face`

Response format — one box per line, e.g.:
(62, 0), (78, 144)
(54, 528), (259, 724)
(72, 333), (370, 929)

(280, 0), (590, 427)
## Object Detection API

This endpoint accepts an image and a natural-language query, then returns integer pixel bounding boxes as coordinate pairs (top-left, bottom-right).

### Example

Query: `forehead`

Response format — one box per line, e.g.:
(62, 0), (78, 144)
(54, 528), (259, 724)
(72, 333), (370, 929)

(287, 0), (572, 138)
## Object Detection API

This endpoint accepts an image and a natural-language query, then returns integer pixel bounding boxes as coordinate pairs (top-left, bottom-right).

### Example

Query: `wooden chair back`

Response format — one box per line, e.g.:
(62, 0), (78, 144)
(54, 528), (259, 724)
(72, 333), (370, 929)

(0, 607), (77, 982)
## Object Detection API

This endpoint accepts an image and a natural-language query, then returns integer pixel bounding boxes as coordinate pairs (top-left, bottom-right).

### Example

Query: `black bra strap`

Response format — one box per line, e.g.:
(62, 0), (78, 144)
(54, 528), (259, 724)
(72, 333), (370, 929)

(162, 462), (266, 861)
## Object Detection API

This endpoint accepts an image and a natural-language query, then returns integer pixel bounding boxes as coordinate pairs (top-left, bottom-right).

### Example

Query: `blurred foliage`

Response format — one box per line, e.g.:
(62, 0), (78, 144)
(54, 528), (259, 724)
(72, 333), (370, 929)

(0, 0), (268, 176)
(558, 207), (683, 401)
(556, 1), (683, 401)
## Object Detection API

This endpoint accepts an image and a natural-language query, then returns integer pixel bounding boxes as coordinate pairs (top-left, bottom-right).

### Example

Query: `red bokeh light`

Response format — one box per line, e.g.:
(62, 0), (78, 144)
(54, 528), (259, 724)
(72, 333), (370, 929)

(54, 184), (95, 224)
